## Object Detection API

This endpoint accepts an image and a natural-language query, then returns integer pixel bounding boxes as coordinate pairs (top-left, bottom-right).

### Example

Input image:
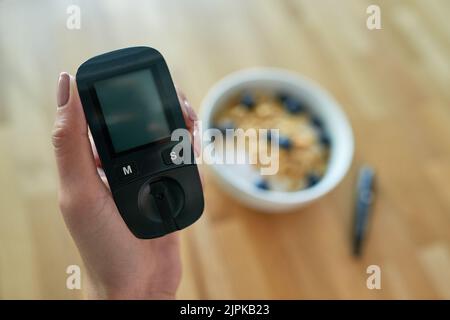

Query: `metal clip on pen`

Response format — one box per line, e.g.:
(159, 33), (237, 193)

(353, 166), (376, 256)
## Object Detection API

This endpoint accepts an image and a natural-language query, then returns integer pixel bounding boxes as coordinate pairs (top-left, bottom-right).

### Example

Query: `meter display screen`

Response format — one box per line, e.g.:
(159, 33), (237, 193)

(94, 69), (170, 153)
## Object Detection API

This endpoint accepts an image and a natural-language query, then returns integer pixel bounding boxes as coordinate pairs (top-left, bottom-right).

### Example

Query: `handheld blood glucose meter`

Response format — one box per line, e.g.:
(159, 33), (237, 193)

(76, 46), (204, 239)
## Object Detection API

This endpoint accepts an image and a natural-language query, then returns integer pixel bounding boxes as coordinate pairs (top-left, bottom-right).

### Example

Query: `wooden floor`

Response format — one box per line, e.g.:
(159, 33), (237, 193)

(0, 0), (449, 299)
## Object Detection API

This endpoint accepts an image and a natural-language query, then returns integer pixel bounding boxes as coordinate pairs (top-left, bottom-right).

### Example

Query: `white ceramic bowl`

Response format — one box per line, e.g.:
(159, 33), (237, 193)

(200, 68), (354, 212)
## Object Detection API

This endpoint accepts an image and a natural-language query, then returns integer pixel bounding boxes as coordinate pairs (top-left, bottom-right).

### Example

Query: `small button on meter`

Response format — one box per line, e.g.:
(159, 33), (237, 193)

(162, 146), (184, 165)
(115, 162), (138, 181)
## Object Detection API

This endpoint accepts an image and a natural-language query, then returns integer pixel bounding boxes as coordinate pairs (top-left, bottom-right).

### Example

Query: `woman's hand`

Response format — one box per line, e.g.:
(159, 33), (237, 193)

(52, 72), (198, 299)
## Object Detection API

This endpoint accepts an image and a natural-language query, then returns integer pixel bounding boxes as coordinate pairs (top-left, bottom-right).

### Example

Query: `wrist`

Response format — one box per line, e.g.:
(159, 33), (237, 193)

(104, 290), (176, 300)
(87, 283), (176, 300)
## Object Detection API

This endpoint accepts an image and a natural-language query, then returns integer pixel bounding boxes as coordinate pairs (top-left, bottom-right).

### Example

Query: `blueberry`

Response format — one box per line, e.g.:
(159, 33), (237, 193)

(311, 116), (323, 129)
(306, 173), (321, 188)
(319, 132), (331, 147)
(266, 129), (278, 141)
(216, 120), (235, 132)
(276, 92), (289, 103)
(284, 97), (305, 114)
(240, 92), (255, 109)
(278, 135), (292, 150)
(255, 178), (270, 190)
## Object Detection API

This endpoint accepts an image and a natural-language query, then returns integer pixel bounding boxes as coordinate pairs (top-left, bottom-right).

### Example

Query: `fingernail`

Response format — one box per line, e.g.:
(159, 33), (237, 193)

(57, 72), (70, 107)
(193, 123), (201, 157)
(185, 100), (198, 122)
(194, 137), (201, 158)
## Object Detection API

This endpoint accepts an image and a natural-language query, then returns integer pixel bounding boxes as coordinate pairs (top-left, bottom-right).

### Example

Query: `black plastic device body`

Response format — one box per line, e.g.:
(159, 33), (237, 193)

(76, 46), (204, 239)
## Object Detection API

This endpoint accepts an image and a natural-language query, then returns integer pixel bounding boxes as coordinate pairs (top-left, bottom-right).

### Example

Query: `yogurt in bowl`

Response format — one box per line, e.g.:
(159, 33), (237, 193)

(200, 68), (354, 212)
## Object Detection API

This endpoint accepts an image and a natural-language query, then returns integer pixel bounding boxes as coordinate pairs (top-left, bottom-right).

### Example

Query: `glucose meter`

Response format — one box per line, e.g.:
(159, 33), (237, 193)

(76, 46), (204, 239)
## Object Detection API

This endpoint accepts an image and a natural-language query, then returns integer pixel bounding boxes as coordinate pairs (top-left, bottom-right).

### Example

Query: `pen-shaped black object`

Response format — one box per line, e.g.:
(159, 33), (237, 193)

(353, 166), (376, 256)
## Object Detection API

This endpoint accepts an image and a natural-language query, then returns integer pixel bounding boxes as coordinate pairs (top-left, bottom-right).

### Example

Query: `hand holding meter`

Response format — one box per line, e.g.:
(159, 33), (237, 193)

(76, 46), (204, 239)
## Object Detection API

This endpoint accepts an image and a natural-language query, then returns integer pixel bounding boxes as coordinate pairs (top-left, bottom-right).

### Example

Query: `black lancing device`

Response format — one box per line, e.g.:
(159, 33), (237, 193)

(76, 46), (204, 239)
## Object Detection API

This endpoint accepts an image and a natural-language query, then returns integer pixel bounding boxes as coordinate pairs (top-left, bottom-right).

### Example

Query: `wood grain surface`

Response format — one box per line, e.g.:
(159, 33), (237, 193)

(0, 0), (449, 299)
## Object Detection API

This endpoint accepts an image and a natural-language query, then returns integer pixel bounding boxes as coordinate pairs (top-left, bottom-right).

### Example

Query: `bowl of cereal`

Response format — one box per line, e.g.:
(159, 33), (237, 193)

(200, 68), (354, 212)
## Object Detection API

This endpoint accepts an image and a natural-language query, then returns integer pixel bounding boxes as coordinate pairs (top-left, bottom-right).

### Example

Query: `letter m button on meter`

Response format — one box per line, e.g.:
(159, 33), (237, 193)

(76, 46), (204, 239)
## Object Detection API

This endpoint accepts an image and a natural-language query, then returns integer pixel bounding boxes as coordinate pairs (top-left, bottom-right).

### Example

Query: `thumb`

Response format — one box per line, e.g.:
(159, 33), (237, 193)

(52, 72), (103, 196)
